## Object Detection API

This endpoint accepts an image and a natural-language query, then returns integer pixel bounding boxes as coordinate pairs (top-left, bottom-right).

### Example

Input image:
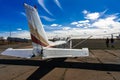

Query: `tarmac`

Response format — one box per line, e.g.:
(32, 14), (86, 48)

(0, 49), (120, 80)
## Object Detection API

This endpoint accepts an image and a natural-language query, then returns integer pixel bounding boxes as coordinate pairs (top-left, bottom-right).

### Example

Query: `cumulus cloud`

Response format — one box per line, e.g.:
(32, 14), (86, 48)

(51, 24), (59, 27)
(49, 28), (120, 39)
(17, 28), (22, 31)
(62, 27), (71, 30)
(71, 22), (78, 25)
(85, 12), (100, 20)
(0, 30), (30, 39)
(40, 16), (55, 22)
(76, 24), (83, 27)
(54, 0), (63, 10)
(82, 10), (88, 14)
(71, 20), (91, 28)
(51, 24), (62, 27)
(70, 10), (120, 30)
(51, 10), (120, 38)
(92, 15), (120, 29)
(78, 20), (90, 23)
(38, 0), (53, 16)
(30, 10), (120, 39)
(4, 9), (120, 39)
(13, 30), (30, 39)
(82, 10), (100, 20)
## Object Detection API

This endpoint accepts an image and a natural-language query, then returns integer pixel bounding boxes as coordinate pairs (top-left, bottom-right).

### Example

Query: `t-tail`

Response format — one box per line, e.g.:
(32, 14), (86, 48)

(24, 3), (49, 56)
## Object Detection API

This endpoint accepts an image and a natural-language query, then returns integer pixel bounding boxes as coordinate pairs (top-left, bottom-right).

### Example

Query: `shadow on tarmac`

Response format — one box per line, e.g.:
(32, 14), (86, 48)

(0, 58), (120, 80)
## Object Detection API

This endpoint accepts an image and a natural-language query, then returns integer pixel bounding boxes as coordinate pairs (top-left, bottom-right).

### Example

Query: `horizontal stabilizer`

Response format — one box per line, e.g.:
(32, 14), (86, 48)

(1, 48), (33, 59)
(42, 48), (89, 59)
(49, 41), (66, 46)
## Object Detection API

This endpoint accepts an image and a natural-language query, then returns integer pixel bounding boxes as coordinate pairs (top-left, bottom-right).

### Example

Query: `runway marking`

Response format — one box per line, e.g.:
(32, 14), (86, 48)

(0, 65), (7, 69)
(61, 68), (68, 80)
(90, 50), (102, 63)
(104, 50), (118, 58)
(90, 50), (118, 80)
(11, 67), (37, 80)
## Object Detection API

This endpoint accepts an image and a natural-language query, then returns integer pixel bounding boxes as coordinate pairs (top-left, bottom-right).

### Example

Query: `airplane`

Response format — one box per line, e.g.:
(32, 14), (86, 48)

(1, 3), (89, 59)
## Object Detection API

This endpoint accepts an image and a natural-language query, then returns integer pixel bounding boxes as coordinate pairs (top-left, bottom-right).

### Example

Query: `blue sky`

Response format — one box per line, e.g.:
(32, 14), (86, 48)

(0, 0), (120, 38)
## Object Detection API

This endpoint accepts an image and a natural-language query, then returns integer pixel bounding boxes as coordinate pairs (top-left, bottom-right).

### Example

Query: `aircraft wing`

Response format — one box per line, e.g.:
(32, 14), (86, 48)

(1, 48), (33, 59)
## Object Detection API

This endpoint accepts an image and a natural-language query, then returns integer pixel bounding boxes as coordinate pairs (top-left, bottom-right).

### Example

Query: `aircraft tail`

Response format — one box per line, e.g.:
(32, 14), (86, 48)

(24, 3), (49, 47)
(24, 3), (50, 56)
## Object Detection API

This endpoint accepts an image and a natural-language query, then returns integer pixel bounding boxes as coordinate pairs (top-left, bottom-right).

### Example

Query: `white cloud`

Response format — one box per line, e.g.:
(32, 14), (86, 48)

(82, 10), (88, 14)
(71, 20), (91, 28)
(40, 16), (55, 22)
(62, 27), (71, 30)
(85, 12), (100, 20)
(17, 28), (22, 31)
(71, 22), (78, 25)
(14, 31), (30, 39)
(50, 11), (120, 39)
(92, 15), (120, 29)
(51, 24), (59, 27)
(78, 20), (90, 23)
(38, 0), (53, 16)
(54, 0), (63, 10)
(84, 26), (88, 29)
(2, 9), (120, 39)
(0, 30), (30, 39)
(76, 24), (83, 27)
(51, 24), (62, 27)
(49, 28), (120, 39)
(83, 10), (101, 20)
(71, 10), (120, 30)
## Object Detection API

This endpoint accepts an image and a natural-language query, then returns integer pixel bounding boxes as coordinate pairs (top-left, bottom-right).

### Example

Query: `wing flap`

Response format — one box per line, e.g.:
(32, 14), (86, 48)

(1, 48), (33, 59)
(42, 48), (89, 59)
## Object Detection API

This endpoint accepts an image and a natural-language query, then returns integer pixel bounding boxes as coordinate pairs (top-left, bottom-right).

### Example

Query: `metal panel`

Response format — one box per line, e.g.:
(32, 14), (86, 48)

(43, 48), (89, 59)
(1, 48), (33, 59)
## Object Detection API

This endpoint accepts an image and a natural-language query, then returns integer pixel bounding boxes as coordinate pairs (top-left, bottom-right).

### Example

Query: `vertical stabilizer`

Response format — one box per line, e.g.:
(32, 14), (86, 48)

(24, 3), (49, 47)
(24, 3), (49, 56)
